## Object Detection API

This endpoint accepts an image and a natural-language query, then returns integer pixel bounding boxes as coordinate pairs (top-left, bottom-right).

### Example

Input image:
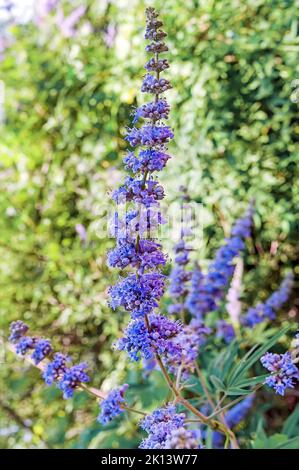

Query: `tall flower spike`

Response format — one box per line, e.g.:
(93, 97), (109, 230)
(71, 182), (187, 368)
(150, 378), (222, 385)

(242, 272), (294, 327)
(168, 187), (193, 316)
(186, 204), (254, 317)
(110, 7), (180, 368)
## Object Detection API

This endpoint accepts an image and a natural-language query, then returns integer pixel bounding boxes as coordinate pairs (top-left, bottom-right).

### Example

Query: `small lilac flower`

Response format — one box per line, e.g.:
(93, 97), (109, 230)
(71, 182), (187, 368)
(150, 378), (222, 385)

(124, 149), (171, 173)
(133, 100), (170, 124)
(185, 265), (205, 317)
(109, 273), (166, 318)
(169, 266), (192, 299)
(242, 272), (294, 327)
(104, 23), (117, 48)
(15, 336), (36, 356)
(9, 320), (29, 343)
(164, 427), (200, 449)
(59, 363), (90, 399)
(43, 353), (70, 385)
(116, 314), (182, 361)
(141, 74), (171, 94)
(31, 339), (52, 365)
(261, 351), (299, 396)
(55, 5), (85, 38)
(97, 384), (128, 424)
(75, 223), (87, 243)
(108, 238), (166, 273)
(166, 319), (211, 375)
(145, 57), (169, 72)
(216, 320), (235, 344)
(112, 177), (164, 206)
(139, 404), (185, 449)
(126, 125), (173, 148)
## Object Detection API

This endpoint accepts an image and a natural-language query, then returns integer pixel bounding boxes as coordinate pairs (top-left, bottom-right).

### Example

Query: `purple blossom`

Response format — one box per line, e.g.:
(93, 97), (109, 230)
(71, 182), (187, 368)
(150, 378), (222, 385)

(169, 266), (192, 299)
(59, 363), (90, 399)
(112, 177), (164, 206)
(116, 314), (182, 361)
(43, 353), (70, 386)
(34, 0), (58, 24)
(124, 150), (171, 173)
(15, 336), (36, 356)
(166, 319), (211, 375)
(104, 23), (117, 48)
(261, 351), (299, 396)
(145, 41), (168, 54)
(55, 5), (85, 38)
(133, 99), (170, 124)
(145, 57), (169, 72)
(9, 320), (29, 343)
(242, 272), (294, 327)
(141, 74), (171, 94)
(97, 384), (128, 424)
(75, 223), (87, 243)
(139, 404), (185, 449)
(216, 320), (235, 344)
(107, 238), (166, 273)
(126, 125), (174, 148)
(189, 205), (253, 317)
(185, 265), (205, 317)
(31, 339), (52, 365)
(109, 273), (166, 318)
(164, 427), (200, 449)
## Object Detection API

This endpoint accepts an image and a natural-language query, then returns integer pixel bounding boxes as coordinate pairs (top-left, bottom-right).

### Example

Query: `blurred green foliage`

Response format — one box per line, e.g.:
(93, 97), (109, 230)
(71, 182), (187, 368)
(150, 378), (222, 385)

(0, 0), (298, 448)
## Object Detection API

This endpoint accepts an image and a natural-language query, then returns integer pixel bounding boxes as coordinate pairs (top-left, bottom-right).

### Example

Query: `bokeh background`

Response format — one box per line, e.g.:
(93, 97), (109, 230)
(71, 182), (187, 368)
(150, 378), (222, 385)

(0, 0), (298, 448)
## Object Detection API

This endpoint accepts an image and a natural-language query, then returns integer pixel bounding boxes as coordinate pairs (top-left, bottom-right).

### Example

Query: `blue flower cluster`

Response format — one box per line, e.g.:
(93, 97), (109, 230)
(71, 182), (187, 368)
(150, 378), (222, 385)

(109, 273), (166, 318)
(164, 428), (200, 449)
(216, 320), (236, 344)
(97, 384), (128, 424)
(9, 321), (89, 399)
(59, 363), (90, 399)
(261, 351), (299, 396)
(10, 321), (52, 364)
(117, 314), (182, 362)
(242, 272), (294, 327)
(139, 404), (186, 449)
(165, 319), (211, 376)
(43, 353), (70, 385)
(9, 320), (29, 342)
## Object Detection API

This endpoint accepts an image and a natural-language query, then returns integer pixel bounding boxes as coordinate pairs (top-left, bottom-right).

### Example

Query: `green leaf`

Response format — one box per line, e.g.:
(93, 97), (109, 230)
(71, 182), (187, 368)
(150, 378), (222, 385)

(210, 375), (226, 392)
(274, 437), (299, 449)
(282, 404), (299, 438)
(233, 373), (269, 388)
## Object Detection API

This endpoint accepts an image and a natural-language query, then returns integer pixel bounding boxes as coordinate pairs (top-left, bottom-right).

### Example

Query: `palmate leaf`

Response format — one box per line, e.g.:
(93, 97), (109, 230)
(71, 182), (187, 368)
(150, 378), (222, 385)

(207, 340), (240, 384)
(274, 437), (299, 449)
(227, 325), (291, 388)
(282, 403), (299, 438)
